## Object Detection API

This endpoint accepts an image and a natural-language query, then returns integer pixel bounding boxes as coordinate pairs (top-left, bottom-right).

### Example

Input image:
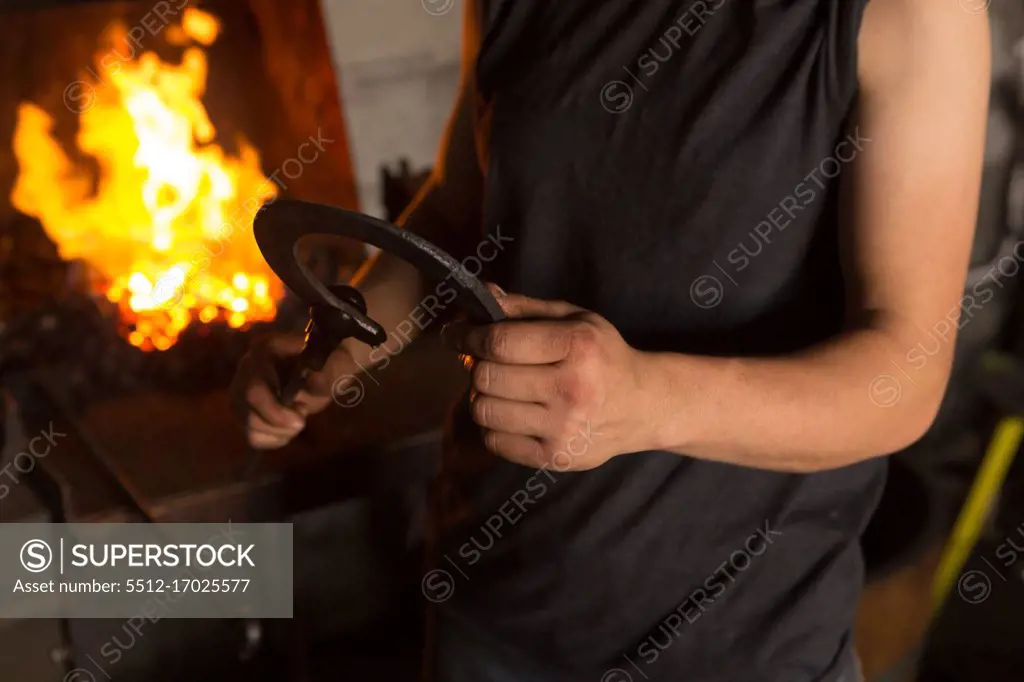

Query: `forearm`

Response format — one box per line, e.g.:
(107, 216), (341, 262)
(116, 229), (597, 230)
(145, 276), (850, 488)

(339, 179), (456, 368)
(340, 22), (485, 370)
(339, 251), (425, 369)
(641, 324), (951, 472)
(638, 0), (987, 473)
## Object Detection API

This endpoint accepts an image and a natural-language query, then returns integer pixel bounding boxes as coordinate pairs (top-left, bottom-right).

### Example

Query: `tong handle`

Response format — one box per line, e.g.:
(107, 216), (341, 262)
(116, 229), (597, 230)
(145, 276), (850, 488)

(278, 366), (309, 407)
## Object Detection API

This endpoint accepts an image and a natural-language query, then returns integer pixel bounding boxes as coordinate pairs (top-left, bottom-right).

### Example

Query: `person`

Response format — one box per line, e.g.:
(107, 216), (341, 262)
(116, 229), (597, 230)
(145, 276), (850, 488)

(231, 0), (990, 680)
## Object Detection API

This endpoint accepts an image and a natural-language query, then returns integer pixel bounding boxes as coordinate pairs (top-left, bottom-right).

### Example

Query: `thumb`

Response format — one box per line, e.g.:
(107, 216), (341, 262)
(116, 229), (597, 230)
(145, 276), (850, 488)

(486, 283), (583, 320)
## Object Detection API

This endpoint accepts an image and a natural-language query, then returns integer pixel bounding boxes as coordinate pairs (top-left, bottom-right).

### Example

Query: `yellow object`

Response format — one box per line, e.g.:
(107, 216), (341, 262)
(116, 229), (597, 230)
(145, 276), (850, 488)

(931, 415), (1024, 614)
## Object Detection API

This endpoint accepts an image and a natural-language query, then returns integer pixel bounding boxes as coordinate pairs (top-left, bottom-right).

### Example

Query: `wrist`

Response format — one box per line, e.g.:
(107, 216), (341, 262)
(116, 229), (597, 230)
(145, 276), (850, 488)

(629, 350), (673, 452)
(633, 350), (708, 454)
(339, 337), (374, 372)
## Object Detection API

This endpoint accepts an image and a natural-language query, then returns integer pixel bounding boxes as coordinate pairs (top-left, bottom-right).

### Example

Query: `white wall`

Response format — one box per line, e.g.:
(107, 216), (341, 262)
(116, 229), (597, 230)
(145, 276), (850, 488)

(320, 0), (465, 218)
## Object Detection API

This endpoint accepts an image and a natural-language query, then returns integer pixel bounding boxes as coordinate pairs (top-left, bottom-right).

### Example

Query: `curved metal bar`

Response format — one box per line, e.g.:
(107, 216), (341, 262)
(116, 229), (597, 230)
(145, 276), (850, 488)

(253, 199), (505, 344)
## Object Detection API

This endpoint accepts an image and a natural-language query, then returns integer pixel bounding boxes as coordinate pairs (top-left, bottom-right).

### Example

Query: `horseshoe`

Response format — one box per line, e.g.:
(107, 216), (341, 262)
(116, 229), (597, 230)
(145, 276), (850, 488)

(253, 198), (506, 345)
(241, 199), (506, 476)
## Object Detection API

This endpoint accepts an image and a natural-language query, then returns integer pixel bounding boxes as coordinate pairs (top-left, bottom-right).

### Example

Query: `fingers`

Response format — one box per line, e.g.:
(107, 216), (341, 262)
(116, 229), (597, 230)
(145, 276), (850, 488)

(488, 286), (582, 320)
(249, 430), (293, 450)
(246, 380), (306, 432)
(289, 389), (332, 417)
(471, 361), (556, 403)
(231, 331), (370, 449)
(444, 319), (576, 364)
(263, 333), (305, 358)
(243, 332), (304, 398)
(446, 285), (588, 363)
(304, 344), (358, 398)
(470, 393), (552, 437)
(480, 429), (546, 467)
(232, 333), (309, 449)
(247, 412), (298, 450)
(241, 376), (306, 450)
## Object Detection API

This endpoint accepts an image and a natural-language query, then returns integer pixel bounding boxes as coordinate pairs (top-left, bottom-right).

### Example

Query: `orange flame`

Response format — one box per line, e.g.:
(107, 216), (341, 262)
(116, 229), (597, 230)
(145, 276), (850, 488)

(10, 8), (281, 350)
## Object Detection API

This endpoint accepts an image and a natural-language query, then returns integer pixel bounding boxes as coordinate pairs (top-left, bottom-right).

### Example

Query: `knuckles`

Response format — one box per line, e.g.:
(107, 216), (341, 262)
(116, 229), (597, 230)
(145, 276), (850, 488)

(304, 371), (331, 397)
(464, 311), (616, 471)
(567, 316), (603, 359)
(470, 361), (491, 393)
(482, 325), (509, 359)
(471, 394), (493, 427)
(555, 362), (602, 412)
(482, 429), (501, 455)
(244, 382), (266, 408)
(246, 411), (263, 432)
(553, 372), (587, 408)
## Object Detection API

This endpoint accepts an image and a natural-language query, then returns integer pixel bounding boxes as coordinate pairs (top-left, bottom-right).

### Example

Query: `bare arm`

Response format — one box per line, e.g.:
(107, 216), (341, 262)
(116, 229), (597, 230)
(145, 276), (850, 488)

(336, 3), (486, 370)
(232, 6), (486, 448)
(647, 0), (990, 470)
(444, 0), (991, 474)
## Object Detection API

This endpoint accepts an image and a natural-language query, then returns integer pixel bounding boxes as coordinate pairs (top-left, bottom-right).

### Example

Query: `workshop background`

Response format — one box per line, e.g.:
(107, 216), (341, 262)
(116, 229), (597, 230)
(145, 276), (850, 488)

(0, 1), (1022, 681)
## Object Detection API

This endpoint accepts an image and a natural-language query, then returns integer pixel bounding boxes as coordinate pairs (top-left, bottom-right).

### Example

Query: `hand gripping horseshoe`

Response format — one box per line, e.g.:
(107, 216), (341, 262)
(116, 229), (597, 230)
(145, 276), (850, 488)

(241, 199), (506, 474)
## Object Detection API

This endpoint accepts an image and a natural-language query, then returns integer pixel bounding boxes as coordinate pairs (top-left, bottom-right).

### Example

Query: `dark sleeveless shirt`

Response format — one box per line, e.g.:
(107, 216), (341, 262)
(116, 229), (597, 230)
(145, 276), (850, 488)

(435, 2), (886, 681)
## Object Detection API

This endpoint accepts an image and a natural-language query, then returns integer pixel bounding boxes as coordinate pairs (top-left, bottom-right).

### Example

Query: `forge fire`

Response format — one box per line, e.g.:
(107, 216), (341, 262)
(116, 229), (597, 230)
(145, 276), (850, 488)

(10, 7), (281, 351)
